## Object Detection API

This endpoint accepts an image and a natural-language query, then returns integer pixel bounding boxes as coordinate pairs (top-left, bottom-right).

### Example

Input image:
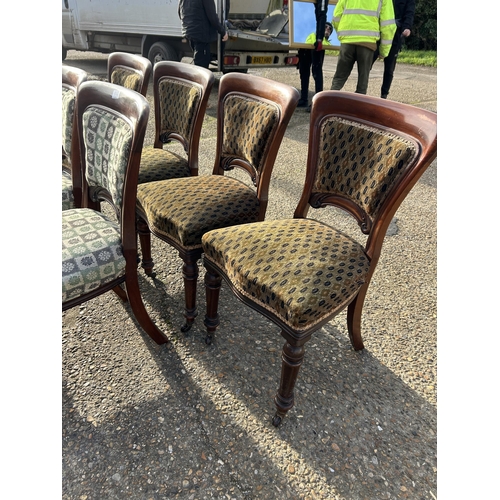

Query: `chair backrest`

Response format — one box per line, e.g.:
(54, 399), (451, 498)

(107, 52), (152, 97)
(295, 91), (437, 269)
(214, 72), (300, 218)
(62, 64), (88, 206)
(76, 81), (150, 249)
(151, 61), (215, 175)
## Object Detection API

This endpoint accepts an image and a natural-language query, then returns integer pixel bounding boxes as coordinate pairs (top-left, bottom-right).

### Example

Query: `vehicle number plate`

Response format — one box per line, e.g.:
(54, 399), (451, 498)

(251, 56), (272, 64)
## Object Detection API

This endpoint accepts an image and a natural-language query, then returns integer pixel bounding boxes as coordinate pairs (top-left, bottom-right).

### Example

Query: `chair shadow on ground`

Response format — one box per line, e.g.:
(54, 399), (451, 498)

(63, 265), (437, 499)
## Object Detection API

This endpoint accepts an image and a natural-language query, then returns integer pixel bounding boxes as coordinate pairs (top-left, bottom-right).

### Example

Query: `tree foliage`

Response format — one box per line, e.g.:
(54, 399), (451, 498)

(405, 0), (437, 50)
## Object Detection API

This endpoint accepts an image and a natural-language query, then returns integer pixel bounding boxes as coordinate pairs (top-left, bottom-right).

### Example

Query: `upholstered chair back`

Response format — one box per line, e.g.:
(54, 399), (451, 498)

(157, 77), (202, 146)
(62, 85), (76, 169)
(110, 66), (143, 93)
(82, 105), (134, 209)
(312, 117), (418, 224)
(220, 93), (279, 175)
(107, 52), (152, 97)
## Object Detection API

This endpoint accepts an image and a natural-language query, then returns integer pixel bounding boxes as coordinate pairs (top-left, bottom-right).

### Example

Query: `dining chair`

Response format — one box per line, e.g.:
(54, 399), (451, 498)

(136, 72), (299, 332)
(62, 64), (88, 210)
(135, 61), (215, 275)
(62, 80), (168, 345)
(201, 91), (438, 426)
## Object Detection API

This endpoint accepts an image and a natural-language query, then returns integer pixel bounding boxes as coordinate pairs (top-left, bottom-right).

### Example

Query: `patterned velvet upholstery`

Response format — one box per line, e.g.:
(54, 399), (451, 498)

(137, 147), (191, 184)
(137, 94), (280, 249)
(137, 176), (261, 249)
(202, 117), (417, 331)
(110, 67), (142, 93)
(313, 117), (418, 219)
(82, 105), (133, 208)
(158, 78), (201, 144)
(137, 77), (202, 184)
(62, 172), (74, 211)
(221, 95), (279, 169)
(62, 208), (126, 303)
(202, 218), (370, 332)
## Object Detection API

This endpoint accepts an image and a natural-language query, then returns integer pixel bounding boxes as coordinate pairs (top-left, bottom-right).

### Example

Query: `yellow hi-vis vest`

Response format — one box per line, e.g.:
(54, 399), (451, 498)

(305, 32), (333, 47)
(332, 0), (396, 58)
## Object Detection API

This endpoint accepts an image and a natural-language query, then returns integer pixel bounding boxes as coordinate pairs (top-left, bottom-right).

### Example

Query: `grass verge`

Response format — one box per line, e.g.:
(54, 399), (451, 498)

(325, 50), (437, 68)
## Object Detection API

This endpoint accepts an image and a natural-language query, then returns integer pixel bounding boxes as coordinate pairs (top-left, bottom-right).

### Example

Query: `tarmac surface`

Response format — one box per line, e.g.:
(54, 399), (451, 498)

(62, 51), (437, 499)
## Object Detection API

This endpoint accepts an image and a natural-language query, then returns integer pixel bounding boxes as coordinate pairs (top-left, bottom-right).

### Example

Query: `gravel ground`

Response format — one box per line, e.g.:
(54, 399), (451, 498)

(62, 52), (437, 499)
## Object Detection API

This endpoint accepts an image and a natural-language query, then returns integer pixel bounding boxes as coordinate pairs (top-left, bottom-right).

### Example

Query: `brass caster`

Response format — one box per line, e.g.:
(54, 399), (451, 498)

(272, 413), (283, 427)
(181, 322), (192, 334)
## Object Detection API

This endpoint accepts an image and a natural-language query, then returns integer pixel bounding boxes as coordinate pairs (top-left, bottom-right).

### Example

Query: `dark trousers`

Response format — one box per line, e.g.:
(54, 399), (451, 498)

(298, 48), (326, 100)
(331, 43), (374, 95)
(373, 29), (404, 97)
(189, 39), (211, 68)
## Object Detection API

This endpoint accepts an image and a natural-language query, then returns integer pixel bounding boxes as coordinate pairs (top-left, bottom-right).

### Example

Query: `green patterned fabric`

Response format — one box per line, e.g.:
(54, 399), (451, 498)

(221, 94), (279, 171)
(62, 86), (75, 158)
(83, 105), (133, 207)
(110, 67), (142, 93)
(62, 208), (126, 303)
(137, 146), (191, 184)
(62, 172), (74, 211)
(157, 78), (201, 143)
(314, 117), (418, 219)
(202, 218), (370, 332)
(136, 79), (201, 185)
(137, 176), (260, 250)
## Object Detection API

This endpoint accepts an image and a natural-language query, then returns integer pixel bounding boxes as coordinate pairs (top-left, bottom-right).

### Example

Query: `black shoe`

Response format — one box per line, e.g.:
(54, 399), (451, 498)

(381, 94), (388, 99)
(297, 98), (309, 108)
(306, 105), (311, 113)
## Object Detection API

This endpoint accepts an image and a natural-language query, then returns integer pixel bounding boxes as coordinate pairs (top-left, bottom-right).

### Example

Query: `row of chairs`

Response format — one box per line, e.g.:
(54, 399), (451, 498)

(62, 53), (437, 426)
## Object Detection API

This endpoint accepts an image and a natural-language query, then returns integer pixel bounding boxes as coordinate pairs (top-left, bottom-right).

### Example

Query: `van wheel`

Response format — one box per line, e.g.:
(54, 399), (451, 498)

(148, 42), (179, 65)
(62, 47), (67, 60)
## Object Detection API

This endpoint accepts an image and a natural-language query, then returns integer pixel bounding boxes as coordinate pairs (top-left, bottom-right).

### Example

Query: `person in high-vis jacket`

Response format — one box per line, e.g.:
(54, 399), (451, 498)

(330, 0), (396, 95)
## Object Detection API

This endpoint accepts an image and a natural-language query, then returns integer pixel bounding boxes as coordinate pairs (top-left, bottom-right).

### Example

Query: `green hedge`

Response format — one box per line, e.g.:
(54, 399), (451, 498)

(404, 0), (437, 51)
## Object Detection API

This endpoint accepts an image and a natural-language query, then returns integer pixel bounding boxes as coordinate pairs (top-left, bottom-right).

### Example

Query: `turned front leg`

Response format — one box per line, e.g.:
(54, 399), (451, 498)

(203, 268), (222, 344)
(181, 254), (199, 333)
(137, 217), (155, 277)
(273, 340), (305, 427)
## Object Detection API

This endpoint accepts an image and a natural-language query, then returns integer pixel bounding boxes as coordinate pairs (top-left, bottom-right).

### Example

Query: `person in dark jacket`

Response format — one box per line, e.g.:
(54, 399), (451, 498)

(178, 0), (229, 68)
(297, 0), (331, 108)
(297, 23), (333, 109)
(372, 0), (415, 99)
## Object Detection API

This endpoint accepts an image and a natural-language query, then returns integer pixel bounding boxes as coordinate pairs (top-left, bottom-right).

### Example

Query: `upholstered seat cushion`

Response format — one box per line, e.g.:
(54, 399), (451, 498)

(62, 208), (126, 303)
(202, 218), (370, 332)
(62, 172), (74, 211)
(137, 146), (191, 184)
(136, 176), (261, 249)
